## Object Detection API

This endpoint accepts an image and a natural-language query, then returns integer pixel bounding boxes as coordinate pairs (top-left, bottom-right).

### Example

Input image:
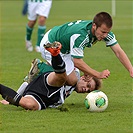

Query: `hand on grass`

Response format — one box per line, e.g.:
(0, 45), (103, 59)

(0, 100), (9, 105)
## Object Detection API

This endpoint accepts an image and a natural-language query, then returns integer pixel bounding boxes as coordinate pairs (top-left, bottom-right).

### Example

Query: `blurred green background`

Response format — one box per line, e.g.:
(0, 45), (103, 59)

(0, 0), (132, 133)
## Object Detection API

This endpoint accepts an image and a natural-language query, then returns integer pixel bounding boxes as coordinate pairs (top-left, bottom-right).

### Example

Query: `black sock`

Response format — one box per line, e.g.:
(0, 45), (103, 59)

(0, 84), (22, 106)
(51, 54), (66, 73)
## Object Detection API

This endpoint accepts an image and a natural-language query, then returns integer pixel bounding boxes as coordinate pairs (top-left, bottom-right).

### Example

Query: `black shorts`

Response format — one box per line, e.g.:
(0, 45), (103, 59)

(23, 72), (61, 110)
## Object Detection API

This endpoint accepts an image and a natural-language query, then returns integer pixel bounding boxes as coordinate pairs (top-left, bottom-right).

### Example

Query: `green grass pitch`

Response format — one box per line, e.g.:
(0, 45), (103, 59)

(0, 0), (132, 133)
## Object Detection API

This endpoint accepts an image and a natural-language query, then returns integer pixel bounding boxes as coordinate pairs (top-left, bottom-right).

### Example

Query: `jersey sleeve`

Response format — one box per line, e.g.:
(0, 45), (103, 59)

(103, 32), (118, 47)
(71, 47), (84, 58)
(70, 34), (88, 58)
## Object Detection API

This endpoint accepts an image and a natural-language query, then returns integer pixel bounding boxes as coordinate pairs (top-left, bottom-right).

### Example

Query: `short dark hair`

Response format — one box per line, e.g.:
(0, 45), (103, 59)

(93, 12), (113, 28)
(92, 77), (102, 90)
(86, 77), (102, 93)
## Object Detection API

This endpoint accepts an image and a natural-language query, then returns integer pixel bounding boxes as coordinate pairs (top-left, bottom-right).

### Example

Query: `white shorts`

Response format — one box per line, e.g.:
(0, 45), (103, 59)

(40, 30), (74, 75)
(28, 0), (52, 20)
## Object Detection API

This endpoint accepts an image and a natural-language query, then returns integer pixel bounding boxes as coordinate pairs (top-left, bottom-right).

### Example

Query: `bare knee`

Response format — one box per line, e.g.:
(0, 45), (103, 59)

(38, 16), (46, 25)
(66, 77), (78, 86)
(28, 20), (36, 28)
(58, 73), (67, 84)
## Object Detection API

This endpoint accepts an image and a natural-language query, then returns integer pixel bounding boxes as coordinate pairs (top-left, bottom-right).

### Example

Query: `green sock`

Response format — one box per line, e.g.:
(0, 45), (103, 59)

(26, 24), (33, 41)
(36, 25), (46, 46)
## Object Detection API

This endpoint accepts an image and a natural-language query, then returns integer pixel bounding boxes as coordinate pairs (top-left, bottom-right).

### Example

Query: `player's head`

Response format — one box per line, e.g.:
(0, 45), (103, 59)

(92, 12), (113, 41)
(93, 12), (113, 28)
(75, 76), (102, 93)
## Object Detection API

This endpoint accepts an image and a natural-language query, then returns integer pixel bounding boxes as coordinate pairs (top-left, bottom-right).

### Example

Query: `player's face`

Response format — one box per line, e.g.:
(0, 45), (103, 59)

(92, 23), (111, 41)
(76, 76), (96, 93)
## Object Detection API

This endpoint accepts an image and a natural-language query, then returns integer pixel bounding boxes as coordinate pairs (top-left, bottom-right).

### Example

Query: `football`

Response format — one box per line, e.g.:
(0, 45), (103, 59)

(84, 90), (108, 112)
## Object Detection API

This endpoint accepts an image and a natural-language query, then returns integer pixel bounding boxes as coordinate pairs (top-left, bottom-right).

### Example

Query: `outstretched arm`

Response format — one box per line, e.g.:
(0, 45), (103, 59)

(110, 43), (133, 78)
(73, 58), (110, 79)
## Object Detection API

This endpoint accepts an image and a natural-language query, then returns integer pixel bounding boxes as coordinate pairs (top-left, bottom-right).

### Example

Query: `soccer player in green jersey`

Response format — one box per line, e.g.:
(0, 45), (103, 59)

(40, 12), (133, 86)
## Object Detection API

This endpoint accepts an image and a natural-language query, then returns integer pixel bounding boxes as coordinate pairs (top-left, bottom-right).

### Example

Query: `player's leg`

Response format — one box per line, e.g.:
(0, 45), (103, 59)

(0, 84), (40, 110)
(65, 70), (78, 86)
(61, 54), (78, 86)
(24, 58), (41, 83)
(25, 2), (37, 52)
(0, 82), (28, 105)
(35, 23), (46, 52)
(40, 51), (78, 86)
(25, 20), (37, 52)
(40, 29), (78, 86)
(0, 84), (22, 106)
(44, 42), (67, 87)
(40, 29), (52, 63)
(35, 1), (52, 52)
(35, 16), (46, 52)
(41, 40), (78, 86)
(17, 82), (28, 95)
(23, 58), (54, 83)
(21, 42), (65, 109)
(19, 96), (40, 110)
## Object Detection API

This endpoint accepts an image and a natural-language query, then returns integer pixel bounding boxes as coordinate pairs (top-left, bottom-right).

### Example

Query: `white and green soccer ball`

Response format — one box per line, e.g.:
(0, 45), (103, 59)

(84, 90), (108, 112)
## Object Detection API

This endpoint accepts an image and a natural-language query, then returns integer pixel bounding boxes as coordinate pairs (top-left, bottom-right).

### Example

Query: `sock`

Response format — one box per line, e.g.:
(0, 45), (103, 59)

(36, 25), (46, 46)
(26, 24), (33, 41)
(0, 84), (22, 106)
(51, 54), (66, 73)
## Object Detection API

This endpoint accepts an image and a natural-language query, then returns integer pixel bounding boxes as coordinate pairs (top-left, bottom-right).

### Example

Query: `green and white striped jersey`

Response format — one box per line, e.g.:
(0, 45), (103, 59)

(48, 20), (118, 58)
